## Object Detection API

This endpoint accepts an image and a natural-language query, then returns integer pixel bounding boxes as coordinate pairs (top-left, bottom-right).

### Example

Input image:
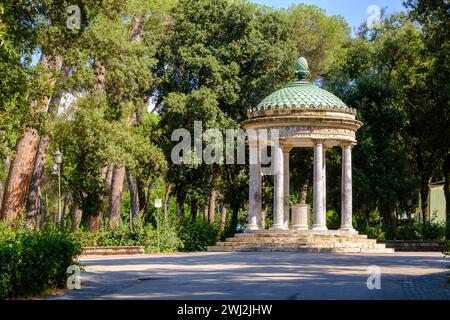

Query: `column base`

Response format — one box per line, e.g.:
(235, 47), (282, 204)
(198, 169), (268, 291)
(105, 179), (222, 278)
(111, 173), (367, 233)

(311, 225), (328, 231)
(291, 224), (309, 231)
(245, 224), (262, 232)
(338, 226), (357, 234)
(270, 224), (289, 231)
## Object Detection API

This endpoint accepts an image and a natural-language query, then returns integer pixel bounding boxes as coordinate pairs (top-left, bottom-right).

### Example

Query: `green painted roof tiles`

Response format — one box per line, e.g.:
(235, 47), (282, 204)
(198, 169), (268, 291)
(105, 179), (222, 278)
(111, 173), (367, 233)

(250, 57), (352, 113)
(252, 81), (349, 112)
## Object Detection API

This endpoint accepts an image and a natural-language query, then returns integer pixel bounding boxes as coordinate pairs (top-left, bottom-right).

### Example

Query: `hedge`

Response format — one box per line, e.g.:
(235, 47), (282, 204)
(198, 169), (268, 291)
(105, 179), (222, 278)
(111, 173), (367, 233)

(0, 224), (81, 299)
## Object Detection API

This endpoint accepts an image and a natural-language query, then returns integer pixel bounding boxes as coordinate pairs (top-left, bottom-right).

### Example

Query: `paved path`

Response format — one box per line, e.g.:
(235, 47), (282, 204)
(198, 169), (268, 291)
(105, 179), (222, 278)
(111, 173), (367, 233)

(47, 252), (449, 300)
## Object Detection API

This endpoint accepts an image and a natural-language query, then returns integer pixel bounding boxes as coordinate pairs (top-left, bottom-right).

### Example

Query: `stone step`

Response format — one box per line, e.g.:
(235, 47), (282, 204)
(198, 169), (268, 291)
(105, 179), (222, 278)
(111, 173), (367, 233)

(216, 242), (386, 249)
(207, 245), (394, 254)
(210, 231), (392, 253)
(225, 237), (377, 244)
(234, 233), (368, 239)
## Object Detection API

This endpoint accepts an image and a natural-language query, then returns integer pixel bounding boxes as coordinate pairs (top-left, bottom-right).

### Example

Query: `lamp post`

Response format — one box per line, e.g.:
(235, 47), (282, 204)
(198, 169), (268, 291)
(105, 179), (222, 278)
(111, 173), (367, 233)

(54, 150), (63, 223)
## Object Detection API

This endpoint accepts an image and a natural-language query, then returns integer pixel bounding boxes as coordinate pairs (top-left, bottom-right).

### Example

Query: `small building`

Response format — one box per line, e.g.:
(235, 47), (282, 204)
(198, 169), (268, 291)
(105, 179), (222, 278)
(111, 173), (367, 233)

(416, 181), (447, 224)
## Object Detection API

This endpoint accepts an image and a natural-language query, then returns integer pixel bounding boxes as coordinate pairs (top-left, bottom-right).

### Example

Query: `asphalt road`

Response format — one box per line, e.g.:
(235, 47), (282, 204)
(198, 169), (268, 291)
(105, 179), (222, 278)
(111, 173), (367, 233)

(47, 251), (450, 300)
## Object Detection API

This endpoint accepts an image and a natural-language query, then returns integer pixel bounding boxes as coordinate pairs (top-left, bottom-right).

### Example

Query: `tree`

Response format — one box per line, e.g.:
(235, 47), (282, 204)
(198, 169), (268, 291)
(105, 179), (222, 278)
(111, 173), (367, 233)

(324, 13), (421, 237)
(50, 0), (169, 230)
(0, 0), (107, 224)
(286, 4), (351, 80)
(157, 0), (295, 226)
(404, 0), (450, 230)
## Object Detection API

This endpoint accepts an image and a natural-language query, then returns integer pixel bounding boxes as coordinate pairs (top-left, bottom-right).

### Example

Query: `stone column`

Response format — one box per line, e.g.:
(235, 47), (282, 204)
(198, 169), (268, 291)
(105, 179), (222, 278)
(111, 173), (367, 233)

(247, 142), (261, 230)
(312, 140), (327, 231)
(271, 142), (287, 230)
(283, 145), (292, 228)
(322, 147), (327, 219)
(340, 143), (354, 232)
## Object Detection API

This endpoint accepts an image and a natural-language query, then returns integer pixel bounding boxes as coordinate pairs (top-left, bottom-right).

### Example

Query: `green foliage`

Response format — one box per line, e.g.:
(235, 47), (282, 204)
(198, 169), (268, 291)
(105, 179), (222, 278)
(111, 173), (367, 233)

(360, 221), (445, 241)
(0, 223), (81, 299)
(150, 219), (183, 253)
(419, 221), (446, 241)
(395, 222), (421, 240)
(72, 221), (182, 253)
(395, 221), (446, 240)
(361, 225), (386, 240)
(53, 96), (116, 217)
(286, 3), (351, 79)
(178, 217), (220, 251)
(324, 13), (425, 237)
(71, 214), (224, 253)
(326, 209), (340, 230)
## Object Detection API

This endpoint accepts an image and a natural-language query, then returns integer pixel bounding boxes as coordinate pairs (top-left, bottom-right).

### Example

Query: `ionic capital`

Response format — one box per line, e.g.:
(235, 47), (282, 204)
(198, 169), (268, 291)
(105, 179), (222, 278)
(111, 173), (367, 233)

(282, 143), (293, 153)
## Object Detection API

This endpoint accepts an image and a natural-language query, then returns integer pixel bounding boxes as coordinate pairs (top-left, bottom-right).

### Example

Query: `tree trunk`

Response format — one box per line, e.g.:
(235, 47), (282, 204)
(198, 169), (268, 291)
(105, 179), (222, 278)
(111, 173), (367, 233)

(176, 201), (184, 217)
(381, 201), (396, 239)
(26, 66), (70, 224)
(40, 192), (48, 228)
(0, 180), (3, 216)
(94, 62), (107, 94)
(136, 176), (146, 212)
(190, 199), (198, 220)
(25, 134), (50, 226)
(88, 215), (101, 232)
(143, 181), (153, 221)
(71, 202), (83, 231)
(420, 177), (429, 223)
(126, 167), (138, 220)
(100, 165), (113, 222)
(230, 206), (239, 233)
(0, 157), (11, 211)
(203, 207), (209, 221)
(208, 189), (218, 225)
(1, 129), (41, 224)
(164, 182), (172, 221)
(61, 194), (70, 226)
(219, 205), (227, 231)
(0, 53), (61, 224)
(109, 165), (126, 228)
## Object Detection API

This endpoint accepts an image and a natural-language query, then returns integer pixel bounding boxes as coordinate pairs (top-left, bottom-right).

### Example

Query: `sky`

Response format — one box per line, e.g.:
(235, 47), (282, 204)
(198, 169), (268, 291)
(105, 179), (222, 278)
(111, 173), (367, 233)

(251, 0), (407, 34)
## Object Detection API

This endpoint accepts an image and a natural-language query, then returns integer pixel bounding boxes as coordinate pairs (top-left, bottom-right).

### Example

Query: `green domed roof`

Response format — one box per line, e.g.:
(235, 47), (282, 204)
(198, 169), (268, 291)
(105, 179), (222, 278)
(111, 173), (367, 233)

(250, 57), (352, 113)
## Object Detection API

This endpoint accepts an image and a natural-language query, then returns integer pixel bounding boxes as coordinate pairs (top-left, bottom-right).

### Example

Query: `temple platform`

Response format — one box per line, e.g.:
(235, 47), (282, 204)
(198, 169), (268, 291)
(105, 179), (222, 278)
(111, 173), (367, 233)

(207, 230), (394, 253)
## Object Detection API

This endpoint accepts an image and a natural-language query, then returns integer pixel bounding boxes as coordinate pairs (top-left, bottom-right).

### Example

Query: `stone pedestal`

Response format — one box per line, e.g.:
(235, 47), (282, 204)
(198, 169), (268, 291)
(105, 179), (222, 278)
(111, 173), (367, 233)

(291, 204), (310, 230)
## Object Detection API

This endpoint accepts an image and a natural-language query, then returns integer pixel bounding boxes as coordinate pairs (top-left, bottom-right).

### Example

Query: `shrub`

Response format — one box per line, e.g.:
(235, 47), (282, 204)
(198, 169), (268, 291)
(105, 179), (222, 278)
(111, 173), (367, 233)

(178, 217), (219, 251)
(148, 220), (183, 253)
(362, 225), (385, 240)
(420, 221), (445, 240)
(72, 220), (182, 253)
(326, 210), (340, 230)
(396, 222), (421, 240)
(0, 224), (81, 299)
(394, 221), (445, 241)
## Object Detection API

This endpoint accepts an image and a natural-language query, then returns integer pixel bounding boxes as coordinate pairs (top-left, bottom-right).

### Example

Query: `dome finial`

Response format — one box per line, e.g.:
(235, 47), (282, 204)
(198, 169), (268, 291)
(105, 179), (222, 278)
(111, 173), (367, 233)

(295, 57), (310, 81)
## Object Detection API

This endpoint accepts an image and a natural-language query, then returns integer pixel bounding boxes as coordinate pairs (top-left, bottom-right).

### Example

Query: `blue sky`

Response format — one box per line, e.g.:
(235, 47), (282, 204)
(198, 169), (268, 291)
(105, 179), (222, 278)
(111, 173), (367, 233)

(251, 0), (407, 33)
